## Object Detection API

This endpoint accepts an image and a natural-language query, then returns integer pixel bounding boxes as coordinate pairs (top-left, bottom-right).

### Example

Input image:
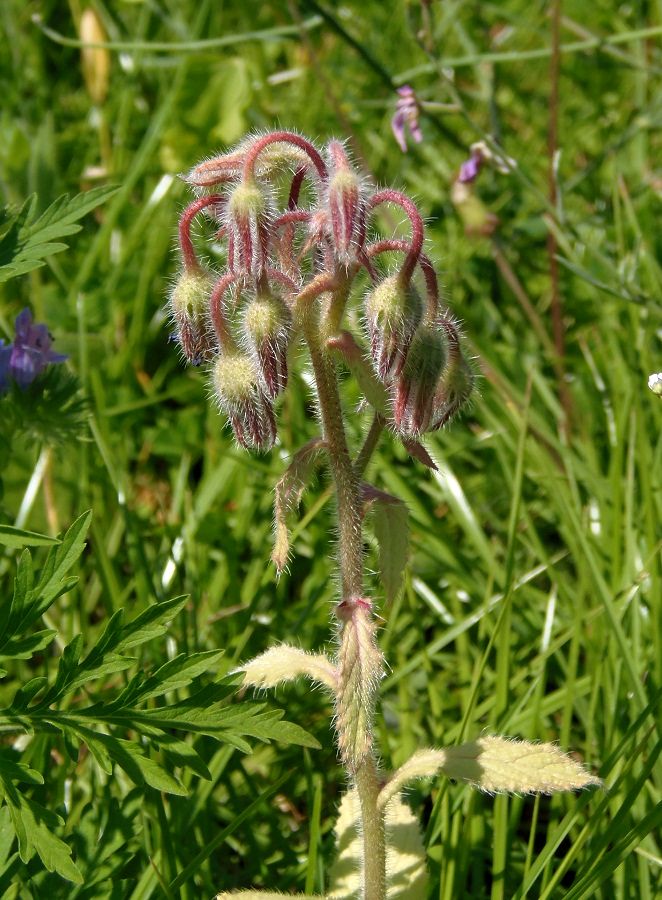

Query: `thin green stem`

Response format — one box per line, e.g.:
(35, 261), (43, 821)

(32, 12), (323, 53)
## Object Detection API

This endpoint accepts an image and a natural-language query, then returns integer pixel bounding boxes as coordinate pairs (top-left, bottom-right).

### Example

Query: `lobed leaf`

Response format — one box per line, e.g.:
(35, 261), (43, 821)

(0, 186), (119, 283)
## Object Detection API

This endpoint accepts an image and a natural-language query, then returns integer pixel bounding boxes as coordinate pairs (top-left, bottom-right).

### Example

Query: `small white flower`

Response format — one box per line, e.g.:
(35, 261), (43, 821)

(648, 372), (662, 396)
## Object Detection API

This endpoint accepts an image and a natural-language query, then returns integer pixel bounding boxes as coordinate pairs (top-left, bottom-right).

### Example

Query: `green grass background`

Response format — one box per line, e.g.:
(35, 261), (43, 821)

(1, 0), (661, 896)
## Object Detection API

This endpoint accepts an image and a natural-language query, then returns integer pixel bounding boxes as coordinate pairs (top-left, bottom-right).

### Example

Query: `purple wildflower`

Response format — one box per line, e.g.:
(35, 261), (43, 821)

(391, 86), (423, 153)
(1, 308), (68, 392)
(458, 146), (485, 184)
(0, 340), (11, 393)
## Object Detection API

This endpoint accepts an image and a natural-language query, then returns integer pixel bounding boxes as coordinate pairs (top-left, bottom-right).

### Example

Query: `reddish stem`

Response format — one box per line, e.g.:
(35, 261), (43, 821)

(367, 190), (425, 285)
(178, 195), (224, 272)
(209, 272), (239, 348)
(266, 267), (299, 297)
(288, 167), (307, 209)
(295, 272), (337, 308)
(273, 210), (312, 230)
(242, 131), (328, 182)
(365, 238), (439, 320)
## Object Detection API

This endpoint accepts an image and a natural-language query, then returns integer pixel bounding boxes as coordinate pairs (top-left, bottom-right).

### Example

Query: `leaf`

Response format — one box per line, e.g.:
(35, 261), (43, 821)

(133, 649), (225, 702)
(8, 511), (91, 640)
(0, 526), (59, 548)
(64, 653), (135, 696)
(159, 736), (211, 781)
(33, 511), (91, 611)
(0, 753), (44, 786)
(115, 595), (189, 651)
(0, 629), (57, 661)
(0, 550), (33, 647)
(363, 484), (409, 604)
(239, 645), (337, 691)
(0, 186), (119, 284)
(272, 438), (326, 572)
(327, 788), (427, 899)
(9, 677), (49, 712)
(401, 439), (438, 471)
(441, 736), (602, 794)
(4, 793), (83, 883)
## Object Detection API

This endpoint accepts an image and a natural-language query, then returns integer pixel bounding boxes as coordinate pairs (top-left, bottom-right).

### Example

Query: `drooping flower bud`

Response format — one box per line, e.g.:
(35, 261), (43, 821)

(242, 292), (292, 399)
(429, 342), (474, 431)
(168, 269), (215, 364)
(392, 325), (446, 436)
(326, 141), (364, 265)
(226, 177), (271, 276)
(364, 274), (423, 381)
(211, 352), (276, 451)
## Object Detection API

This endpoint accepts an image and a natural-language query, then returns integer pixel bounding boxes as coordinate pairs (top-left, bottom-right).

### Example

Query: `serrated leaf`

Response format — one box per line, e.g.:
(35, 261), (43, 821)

(61, 722), (113, 774)
(115, 595), (189, 651)
(0, 753), (44, 786)
(41, 634), (84, 703)
(34, 511), (91, 605)
(0, 629), (57, 660)
(81, 608), (125, 664)
(9, 677), (49, 711)
(9, 512), (91, 638)
(65, 653), (135, 696)
(5, 794), (82, 883)
(133, 650), (225, 702)
(365, 485), (409, 604)
(159, 736), (211, 781)
(0, 186), (119, 284)
(0, 550), (33, 647)
(0, 526), (59, 548)
(104, 736), (187, 795)
(249, 717), (321, 750)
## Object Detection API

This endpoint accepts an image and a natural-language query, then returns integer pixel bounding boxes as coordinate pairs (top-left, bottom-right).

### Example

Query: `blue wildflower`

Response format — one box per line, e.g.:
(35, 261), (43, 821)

(1, 308), (68, 393)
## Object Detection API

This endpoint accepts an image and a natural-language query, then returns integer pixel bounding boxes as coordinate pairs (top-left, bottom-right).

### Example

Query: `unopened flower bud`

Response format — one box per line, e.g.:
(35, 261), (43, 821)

(169, 270), (215, 364)
(243, 293), (292, 399)
(326, 142), (364, 265)
(211, 352), (276, 451)
(392, 326), (446, 436)
(364, 274), (423, 381)
(226, 178), (270, 276)
(648, 372), (662, 397)
(429, 348), (474, 431)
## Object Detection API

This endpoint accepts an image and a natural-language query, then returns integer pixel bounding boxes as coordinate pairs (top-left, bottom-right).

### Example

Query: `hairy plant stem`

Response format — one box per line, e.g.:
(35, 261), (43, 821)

(303, 300), (386, 900)
(303, 316), (363, 600)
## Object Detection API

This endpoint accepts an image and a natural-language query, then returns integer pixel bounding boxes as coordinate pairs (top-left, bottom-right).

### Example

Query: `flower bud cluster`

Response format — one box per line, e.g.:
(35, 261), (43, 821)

(170, 131), (473, 450)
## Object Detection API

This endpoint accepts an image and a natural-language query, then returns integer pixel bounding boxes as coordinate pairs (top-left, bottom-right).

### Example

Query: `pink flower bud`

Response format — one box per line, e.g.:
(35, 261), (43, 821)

(325, 141), (364, 265)
(243, 293), (292, 399)
(211, 352), (276, 451)
(364, 274), (423, 381)
(392, 325), (446, 436)
(226, 178), (271, 276)
(168, 270), (215, 364)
